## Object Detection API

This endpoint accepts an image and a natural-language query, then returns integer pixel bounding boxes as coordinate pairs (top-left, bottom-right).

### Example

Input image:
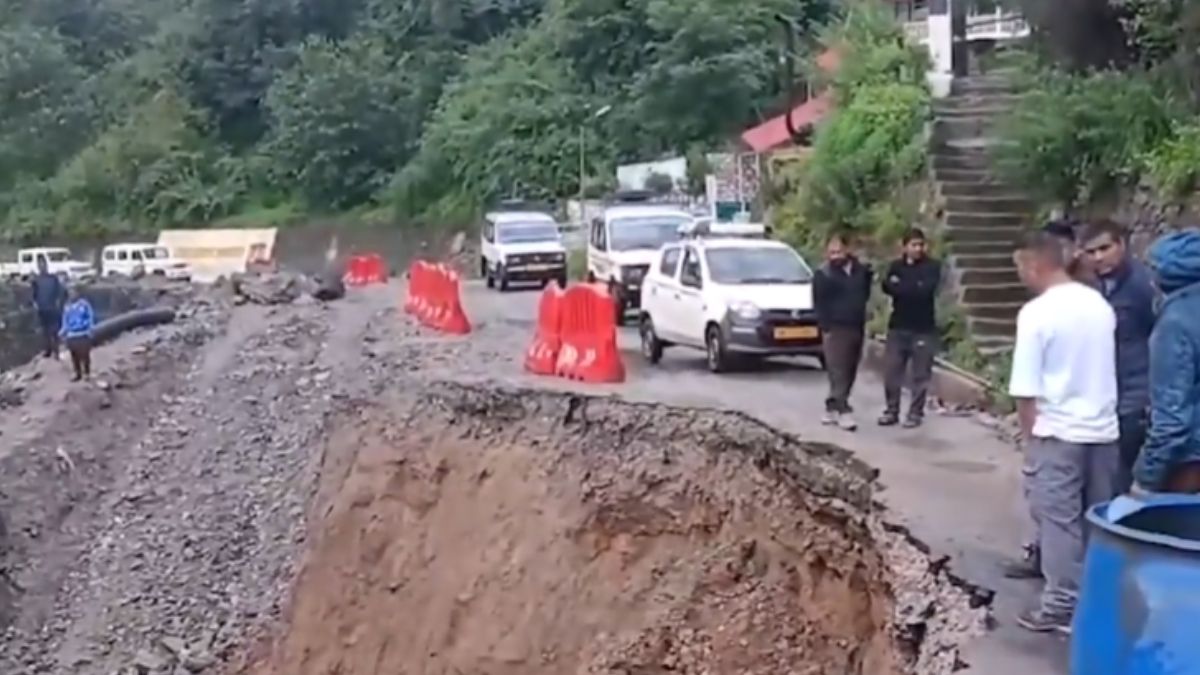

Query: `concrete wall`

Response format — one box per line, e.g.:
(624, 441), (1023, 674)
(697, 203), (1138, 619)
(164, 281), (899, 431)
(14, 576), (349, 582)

(0, 280), (165, 372)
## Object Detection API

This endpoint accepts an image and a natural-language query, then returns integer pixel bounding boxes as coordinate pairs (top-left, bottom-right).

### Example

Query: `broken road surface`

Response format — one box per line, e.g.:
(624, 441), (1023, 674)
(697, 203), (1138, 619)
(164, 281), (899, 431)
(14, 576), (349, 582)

(0, 281), (1062, 674)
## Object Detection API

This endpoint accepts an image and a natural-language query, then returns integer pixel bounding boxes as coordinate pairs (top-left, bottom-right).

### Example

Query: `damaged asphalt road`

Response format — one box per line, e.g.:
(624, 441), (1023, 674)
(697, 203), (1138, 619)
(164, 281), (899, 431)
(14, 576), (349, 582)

(0, 280), (1058, 675)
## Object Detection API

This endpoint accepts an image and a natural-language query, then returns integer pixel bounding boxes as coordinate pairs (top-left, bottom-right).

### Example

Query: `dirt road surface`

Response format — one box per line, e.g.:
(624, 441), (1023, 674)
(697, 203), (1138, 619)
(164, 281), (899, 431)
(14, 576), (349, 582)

(0, 279), (1064, 674)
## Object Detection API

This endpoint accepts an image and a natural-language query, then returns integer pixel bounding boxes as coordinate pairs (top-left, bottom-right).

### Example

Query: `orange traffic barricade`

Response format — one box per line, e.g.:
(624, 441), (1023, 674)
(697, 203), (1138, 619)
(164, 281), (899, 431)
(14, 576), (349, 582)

(554, 284), (625, 383)
(403, 259), (471, 335)
(524, 283), (564, 375)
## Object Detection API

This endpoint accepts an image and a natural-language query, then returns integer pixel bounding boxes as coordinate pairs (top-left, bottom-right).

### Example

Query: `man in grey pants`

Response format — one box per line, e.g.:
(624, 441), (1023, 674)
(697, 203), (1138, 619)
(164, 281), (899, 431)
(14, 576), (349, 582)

(879, 227), (941, 428)
(1008, 232), (1121, 633)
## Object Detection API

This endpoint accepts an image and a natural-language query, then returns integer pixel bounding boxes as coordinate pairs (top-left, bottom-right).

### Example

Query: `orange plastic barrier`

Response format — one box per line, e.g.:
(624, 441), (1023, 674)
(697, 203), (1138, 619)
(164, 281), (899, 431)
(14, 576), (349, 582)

(404, 260), (471, 335)
(553, 284), (625, 383)
(344, 253), (388, 286)
(524, 284), (564, 375)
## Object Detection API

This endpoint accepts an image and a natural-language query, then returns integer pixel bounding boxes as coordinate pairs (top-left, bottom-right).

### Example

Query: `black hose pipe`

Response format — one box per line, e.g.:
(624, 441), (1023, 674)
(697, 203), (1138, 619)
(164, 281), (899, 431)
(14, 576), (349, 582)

(92, 308), (176, 347)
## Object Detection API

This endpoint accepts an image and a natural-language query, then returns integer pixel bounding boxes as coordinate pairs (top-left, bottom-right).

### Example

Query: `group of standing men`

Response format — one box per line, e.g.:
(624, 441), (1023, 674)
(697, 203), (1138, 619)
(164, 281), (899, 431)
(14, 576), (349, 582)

(812, 218), (1200, 634)
(813, 226), (941, 432)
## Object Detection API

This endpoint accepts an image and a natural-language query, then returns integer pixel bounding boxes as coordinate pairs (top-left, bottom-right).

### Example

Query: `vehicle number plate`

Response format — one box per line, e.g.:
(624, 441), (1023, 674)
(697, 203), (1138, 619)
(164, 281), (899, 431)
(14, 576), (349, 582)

(774, 326), (818, 340)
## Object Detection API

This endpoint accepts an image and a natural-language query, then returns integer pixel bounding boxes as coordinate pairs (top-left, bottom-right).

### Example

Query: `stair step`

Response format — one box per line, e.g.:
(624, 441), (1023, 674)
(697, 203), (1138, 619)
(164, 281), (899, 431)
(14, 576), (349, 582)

(955, 253), (1016, 270)
(934, 117), (999, 143)
(935, 104), (1012, 119)
(963, 301), (1025, 320)
(952, 77), (1017, 96)
(940, 181), (1023, 198)
(946, 226), (1023, 245)
(969, 316), (1018, 338)
(946, 211), (1027, 228)
(949, 241), (1017, 256)
(945, 195), (1033, 213)
(936, 93), (1022, 110)
(935, 167), (992, 182)
(961, 268), (1021, 286)
(962, 283), (1029, 304)
(932, 151), (990, 170)
(978, 336), (1016, 356)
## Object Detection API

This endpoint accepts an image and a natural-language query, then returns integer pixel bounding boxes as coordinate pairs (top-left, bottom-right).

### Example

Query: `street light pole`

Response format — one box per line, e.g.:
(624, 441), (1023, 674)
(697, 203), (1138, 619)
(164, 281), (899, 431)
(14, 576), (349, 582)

(577, 105), (611, 225)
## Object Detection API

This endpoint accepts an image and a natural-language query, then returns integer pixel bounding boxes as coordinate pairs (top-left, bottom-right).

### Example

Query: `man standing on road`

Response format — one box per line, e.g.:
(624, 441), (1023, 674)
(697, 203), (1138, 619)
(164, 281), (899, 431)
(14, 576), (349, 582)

(29, 256), (65, 359)
(1008, 231), (1120, 633)
(814, 232), (873, 432)
(1133, 230), (1200, 493)
(879, 227), (941, 428)
(1081, 219), (1157, 492)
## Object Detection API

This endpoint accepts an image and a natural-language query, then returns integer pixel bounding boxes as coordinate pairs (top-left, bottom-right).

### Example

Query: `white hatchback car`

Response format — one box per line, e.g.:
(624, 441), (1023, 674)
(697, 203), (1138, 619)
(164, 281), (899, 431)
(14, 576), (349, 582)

(638, 236), (823, 372)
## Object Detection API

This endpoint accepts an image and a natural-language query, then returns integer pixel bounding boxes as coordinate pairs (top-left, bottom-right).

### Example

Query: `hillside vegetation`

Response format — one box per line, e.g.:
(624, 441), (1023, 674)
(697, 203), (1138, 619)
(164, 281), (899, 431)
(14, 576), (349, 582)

(0, 0), (834, 239)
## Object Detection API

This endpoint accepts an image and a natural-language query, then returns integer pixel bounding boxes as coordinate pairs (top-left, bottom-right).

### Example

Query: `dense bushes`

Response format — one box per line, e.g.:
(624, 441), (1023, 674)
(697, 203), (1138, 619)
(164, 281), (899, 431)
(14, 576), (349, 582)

(994, 70), (1188, 207)
(774, 2), (931, 251)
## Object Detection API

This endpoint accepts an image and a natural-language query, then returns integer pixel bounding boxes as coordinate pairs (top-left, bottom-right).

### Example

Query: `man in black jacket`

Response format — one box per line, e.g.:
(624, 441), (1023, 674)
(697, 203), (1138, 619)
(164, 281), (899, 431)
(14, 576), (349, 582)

(29, 256), (66, 358)
(879, 227), (942, 428)
(813, 232), (873, 431)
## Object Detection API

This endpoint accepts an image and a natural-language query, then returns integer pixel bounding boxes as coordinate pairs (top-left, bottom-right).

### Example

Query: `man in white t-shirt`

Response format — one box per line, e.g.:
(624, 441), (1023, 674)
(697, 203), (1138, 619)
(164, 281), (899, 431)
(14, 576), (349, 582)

(1008, 231), (1120, 634)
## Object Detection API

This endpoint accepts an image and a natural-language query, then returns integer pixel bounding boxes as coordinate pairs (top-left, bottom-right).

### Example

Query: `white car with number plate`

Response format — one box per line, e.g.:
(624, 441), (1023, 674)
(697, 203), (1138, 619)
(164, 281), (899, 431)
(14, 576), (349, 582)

(479, 211), (568, 290)
(587, 204), (693, 325)
(638, 237), (823, 372)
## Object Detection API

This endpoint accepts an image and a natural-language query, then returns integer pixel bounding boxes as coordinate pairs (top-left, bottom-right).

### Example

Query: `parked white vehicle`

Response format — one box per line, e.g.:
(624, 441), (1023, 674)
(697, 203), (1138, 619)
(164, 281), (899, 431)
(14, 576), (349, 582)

(587, 203), (693, 324)
(0, 247), (95, 281)
(101, 243), (192, 281)
(479, 210), (568, 290)
(638, 235), (823, 373)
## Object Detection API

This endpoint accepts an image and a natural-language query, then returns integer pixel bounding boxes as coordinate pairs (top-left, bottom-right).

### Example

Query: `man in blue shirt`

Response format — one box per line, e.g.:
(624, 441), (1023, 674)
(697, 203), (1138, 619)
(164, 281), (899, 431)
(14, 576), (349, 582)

(29, 256), (66, 358)
(1081, 218), (1157, 491)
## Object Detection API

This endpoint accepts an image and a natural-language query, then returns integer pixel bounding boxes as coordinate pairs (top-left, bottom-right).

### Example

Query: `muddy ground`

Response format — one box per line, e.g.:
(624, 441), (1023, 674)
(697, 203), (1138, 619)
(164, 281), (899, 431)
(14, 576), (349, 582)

(0, 282), (990, 675)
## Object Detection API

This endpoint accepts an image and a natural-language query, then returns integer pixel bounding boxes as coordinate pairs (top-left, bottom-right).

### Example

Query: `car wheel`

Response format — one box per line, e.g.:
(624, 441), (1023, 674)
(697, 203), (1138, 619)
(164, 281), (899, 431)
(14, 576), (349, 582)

(497, 265), (510, 291)
(608, 283), (626, 326)
(479, 257), (488, 279)
(640, 315), (664, 365)
(705, 324), (730, 373)
(485, 262), (495, 289)
(555, 272), (568, 289)
(816, 353), (827, 371)
(586, 270), (596, 284)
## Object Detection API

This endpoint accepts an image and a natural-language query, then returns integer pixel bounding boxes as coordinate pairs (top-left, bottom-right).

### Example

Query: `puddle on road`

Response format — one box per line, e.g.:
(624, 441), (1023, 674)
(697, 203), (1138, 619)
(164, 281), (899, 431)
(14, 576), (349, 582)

(237, 385), (990, 675)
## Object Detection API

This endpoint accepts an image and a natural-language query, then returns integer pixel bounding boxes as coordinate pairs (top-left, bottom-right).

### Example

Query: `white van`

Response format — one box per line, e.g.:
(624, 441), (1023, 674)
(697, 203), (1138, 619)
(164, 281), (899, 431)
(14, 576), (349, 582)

(101, 243), (192, 281)
(479, 211), (568, 290)
(587, 203), (693, 324)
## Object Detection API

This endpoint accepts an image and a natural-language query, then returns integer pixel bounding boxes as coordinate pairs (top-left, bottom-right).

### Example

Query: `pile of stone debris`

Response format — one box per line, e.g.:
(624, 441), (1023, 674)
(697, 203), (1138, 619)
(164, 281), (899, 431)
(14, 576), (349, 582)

(228, 270), (346, 306)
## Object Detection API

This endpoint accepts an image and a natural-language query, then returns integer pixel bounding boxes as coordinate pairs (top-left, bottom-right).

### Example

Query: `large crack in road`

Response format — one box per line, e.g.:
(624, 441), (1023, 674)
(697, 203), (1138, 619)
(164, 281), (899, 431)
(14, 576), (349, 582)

(0, 281), (994, 675)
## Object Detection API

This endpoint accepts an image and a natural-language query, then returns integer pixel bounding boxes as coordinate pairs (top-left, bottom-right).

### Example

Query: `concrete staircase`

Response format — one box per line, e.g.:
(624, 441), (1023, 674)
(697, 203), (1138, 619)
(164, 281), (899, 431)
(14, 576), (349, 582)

(931, 75), (1032, 355)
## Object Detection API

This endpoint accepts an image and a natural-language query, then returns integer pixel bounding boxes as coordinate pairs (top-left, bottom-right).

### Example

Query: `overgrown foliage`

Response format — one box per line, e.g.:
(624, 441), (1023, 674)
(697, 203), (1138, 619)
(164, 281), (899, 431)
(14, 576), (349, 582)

(774, 2), (931, 252)
(0, 0), (834, 239)
(985, 0), (1200, 212)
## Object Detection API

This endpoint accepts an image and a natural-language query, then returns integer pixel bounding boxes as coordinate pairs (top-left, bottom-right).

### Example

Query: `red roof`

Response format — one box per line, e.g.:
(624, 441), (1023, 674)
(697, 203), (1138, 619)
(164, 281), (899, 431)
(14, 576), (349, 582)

(740, 91), (833, 153)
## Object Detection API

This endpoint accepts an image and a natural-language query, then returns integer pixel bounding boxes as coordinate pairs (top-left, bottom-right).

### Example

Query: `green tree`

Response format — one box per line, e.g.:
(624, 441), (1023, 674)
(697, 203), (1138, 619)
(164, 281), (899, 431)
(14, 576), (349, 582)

(265, 36), (419, 209)
(0, 28), (95, 189)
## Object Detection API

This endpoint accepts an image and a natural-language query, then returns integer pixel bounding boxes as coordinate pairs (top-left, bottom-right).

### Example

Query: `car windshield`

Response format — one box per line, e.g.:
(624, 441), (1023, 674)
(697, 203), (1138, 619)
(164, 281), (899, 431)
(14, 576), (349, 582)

(609, 216), (689, 251)
(143, 246), (170, 259)
(498, 222), (560, 244)
(705, 247), (812, 285)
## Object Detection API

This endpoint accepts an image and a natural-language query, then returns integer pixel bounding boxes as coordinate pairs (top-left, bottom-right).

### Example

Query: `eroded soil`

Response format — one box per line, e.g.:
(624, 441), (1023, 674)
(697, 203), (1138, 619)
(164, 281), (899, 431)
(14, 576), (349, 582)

(237, 386), (987, 675)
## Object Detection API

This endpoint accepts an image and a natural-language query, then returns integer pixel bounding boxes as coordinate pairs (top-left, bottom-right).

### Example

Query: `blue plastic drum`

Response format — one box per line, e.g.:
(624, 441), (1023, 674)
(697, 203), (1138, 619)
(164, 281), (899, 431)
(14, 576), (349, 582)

(1073, 495), (1200, 675)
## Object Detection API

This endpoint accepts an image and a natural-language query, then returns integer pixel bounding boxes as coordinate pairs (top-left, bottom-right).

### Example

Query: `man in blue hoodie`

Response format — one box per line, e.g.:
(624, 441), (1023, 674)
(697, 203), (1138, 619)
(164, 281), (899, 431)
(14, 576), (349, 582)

(1082, 219), (1158, 491)
(1134, 230), (1200, 493)
(29, 256), (66, 358)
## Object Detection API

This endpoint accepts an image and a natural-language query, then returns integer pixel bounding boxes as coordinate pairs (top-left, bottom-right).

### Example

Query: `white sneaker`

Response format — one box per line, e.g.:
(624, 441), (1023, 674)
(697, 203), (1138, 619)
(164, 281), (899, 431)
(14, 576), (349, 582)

(838, 414), (858, 431)
(821, 411), (838, 426)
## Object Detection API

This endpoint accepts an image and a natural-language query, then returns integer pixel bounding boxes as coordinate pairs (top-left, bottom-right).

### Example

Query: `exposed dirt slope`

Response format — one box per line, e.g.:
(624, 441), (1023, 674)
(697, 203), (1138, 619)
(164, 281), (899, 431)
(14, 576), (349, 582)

(238, 385), (988, 675)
